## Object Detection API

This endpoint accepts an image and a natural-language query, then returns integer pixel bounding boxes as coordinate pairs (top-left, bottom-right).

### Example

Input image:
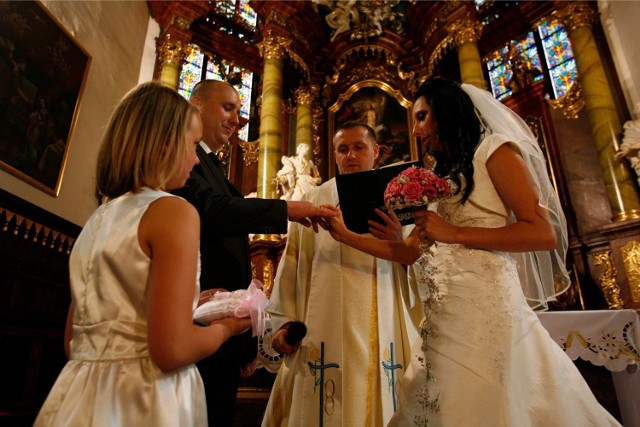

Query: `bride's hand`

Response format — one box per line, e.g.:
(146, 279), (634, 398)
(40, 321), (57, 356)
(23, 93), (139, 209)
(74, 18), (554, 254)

(414, 210), (459, 244)
(319, 205), (351, 242)
(369, 208), (403, 241)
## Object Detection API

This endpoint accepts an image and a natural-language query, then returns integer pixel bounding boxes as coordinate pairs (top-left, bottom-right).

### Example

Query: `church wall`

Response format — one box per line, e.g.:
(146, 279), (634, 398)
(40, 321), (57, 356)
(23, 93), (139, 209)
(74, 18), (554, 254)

(0, 0), (151, 227)
(599, 0), (640, 120)
(550, 107), (613, 236)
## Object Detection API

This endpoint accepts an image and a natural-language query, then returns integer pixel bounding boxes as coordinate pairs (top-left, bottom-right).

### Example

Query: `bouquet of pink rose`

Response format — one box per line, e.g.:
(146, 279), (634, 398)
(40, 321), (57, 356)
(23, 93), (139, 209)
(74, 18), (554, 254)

(384, 165), (453, 211)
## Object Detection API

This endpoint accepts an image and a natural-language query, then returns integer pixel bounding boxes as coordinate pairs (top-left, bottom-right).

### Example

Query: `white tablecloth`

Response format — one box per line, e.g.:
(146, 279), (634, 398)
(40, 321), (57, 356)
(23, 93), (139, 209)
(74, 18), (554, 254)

(538, 309), (640, 427)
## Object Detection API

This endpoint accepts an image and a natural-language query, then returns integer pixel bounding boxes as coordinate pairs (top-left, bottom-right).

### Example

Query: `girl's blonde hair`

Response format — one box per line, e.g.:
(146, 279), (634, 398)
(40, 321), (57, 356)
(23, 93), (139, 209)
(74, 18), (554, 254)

(96, 81), (199, 199)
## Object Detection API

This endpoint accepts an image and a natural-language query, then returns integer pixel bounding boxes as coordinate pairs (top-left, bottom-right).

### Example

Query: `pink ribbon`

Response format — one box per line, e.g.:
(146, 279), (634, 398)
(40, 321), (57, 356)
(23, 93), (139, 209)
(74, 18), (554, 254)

(233, 279), (270, 337)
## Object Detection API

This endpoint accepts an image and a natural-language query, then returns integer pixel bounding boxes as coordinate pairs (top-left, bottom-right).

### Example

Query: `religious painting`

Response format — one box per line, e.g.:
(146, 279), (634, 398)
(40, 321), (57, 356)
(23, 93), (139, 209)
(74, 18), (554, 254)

(0, 1), (91, 196)
(328, 80), (417, 177)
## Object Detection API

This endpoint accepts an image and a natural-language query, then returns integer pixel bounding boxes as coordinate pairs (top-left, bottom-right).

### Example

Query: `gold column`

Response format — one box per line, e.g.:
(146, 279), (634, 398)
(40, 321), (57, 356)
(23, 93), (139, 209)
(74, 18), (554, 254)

(257, 34), (290, 199)
(156, 33), (187, 90)
(555, 2), (640, 220)
(449, 15), (486, 89)
(295, 86), (313, 150)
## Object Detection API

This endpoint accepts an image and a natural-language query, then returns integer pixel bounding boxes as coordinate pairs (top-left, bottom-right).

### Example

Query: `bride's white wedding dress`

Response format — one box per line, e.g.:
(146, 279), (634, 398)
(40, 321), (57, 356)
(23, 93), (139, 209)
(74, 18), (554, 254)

(388, 135), (621, 427)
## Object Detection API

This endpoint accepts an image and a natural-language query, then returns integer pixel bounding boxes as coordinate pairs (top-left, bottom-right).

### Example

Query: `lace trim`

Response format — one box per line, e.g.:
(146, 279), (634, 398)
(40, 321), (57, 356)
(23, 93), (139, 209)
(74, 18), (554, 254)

(414, 243), (441, 426)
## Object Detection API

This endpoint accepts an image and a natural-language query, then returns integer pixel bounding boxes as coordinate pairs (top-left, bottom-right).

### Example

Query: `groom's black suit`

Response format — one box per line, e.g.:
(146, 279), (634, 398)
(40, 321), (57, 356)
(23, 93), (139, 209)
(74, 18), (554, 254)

(173, 145), (287, 426)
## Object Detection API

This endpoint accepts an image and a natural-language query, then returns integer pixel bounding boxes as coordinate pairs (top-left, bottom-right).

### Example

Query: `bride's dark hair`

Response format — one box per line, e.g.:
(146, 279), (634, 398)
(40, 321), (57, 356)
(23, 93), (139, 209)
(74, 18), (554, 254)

(414, 77), (481, 203)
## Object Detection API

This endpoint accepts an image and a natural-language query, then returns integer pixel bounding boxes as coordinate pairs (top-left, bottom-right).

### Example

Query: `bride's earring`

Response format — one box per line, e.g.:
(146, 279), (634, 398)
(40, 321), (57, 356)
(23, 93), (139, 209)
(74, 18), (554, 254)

(423, 150), (437, 171)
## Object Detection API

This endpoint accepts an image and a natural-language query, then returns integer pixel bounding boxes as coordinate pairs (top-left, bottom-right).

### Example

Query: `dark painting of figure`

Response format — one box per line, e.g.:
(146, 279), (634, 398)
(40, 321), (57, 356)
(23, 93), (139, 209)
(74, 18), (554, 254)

(0, 1), (90, 195)
(334, 85), (413, 168)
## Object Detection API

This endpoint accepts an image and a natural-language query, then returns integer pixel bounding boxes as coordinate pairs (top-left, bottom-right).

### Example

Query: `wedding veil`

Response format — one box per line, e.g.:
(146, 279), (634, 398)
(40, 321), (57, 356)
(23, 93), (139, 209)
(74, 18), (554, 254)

(461, 83), (571, 310)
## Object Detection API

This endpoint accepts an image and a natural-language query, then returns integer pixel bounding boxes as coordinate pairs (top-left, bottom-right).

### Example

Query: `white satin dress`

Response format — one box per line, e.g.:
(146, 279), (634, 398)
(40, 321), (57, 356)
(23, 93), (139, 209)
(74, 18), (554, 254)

(34, 188), (206, 427)
(388, 136), (621, 427)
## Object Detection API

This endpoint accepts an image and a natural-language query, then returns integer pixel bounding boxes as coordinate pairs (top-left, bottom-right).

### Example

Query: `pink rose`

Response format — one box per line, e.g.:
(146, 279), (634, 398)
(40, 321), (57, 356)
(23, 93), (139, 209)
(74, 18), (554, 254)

(402, 181), (422, 201)
(385, 180), (403, 199)
(404, 166), (424, 180)
(423, 185), (438, 200)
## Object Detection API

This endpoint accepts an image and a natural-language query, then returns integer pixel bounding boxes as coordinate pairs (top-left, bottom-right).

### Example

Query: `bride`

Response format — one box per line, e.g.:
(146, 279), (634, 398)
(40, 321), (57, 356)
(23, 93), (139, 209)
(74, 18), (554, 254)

(322, 77), (621, 426)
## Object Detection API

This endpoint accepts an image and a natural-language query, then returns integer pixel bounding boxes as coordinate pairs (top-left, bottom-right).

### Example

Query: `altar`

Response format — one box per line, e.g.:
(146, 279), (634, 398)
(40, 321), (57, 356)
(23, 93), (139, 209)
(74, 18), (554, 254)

(537, 309), (640, 426)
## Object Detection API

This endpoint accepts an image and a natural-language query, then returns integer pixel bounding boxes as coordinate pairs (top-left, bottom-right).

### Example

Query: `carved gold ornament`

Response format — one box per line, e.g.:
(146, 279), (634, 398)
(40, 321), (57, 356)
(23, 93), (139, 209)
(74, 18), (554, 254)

(448, 14), (483, 46)
(552, 2), (596, 32)
(593, 251), (625, 309)
(157, 33), (186, 65)
(238, 139), (259, 167)
(258, 33), (290, 61)
(548, 79), (585, 120)
(620, 240), (640, 303)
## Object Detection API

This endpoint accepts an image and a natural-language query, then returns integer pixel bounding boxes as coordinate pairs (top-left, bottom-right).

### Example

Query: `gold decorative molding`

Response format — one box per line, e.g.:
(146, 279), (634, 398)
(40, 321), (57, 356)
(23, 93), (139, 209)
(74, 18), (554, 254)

(258, 33), (290, 61)
(323, 45), (415, 104)
(265, 10), (311, 52)
(215, 142), (231, 168)
(157, 33), (187, 65)
(258, 32), (309, 82)
(286, 49), (311, 83)
(312, 103), (323, 167)
(547, 79), (586, 120)
(612, 209), (640, 222)
(422, 1), (462, 46)
(1, 208), (76, 255)
(323, 62), (414, 106)
(262, 257), (275, 298)
(296, 86), (313, 106)
(172, 15), (192, 31)
(238, 139), (259, 167)
(621, 240), (640, 302)
(552, 2), (596, 32)
(593, 251), (625, 309)
(428, 34), (455, 75)
(448, 14), (483, 46)
(265, 10), (287, 26)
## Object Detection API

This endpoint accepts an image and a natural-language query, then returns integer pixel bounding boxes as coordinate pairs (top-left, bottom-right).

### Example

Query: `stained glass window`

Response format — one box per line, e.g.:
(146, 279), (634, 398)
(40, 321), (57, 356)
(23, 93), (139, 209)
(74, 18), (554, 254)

(178, 46), (204, 99)
(238, 0), (257, 28)
(538, 20), (576, 98)
(485, 32), (543, 100)
(212, 0), (256, 30)
(485, 20), (576, 100)
(178, 46), (254, 142)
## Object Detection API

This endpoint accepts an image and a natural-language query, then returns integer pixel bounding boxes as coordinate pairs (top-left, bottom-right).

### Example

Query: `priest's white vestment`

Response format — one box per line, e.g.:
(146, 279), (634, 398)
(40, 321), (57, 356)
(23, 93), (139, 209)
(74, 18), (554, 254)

(262, 178), (423, 427)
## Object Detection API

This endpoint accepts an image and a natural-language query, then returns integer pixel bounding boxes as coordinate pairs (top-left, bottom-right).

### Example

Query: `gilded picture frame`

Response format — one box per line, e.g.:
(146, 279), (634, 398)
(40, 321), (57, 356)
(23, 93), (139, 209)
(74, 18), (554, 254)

(328, 79), (417, 177)
(0, 1), (91, 196)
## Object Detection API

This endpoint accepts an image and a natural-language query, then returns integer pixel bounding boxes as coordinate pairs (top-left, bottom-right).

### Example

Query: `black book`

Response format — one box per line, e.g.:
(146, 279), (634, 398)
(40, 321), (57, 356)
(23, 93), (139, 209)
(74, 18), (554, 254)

(336, 161), (421, 234)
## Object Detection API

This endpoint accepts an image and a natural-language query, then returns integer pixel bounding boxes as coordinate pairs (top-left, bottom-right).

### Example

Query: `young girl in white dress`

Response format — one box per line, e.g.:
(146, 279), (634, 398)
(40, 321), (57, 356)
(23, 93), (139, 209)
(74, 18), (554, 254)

(34, 82), (251, 426)
(324, 77), (621, 426)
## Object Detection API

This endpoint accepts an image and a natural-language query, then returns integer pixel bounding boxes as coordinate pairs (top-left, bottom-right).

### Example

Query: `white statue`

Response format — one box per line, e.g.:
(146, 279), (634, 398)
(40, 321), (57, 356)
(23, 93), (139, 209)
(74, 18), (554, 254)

(616, 119), (640, 186)
(274, 143), (321, 201)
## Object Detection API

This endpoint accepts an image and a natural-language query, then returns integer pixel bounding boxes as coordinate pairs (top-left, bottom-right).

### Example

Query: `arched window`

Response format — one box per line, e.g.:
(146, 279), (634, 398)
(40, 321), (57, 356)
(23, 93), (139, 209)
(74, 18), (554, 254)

(484, 20), (577, 101)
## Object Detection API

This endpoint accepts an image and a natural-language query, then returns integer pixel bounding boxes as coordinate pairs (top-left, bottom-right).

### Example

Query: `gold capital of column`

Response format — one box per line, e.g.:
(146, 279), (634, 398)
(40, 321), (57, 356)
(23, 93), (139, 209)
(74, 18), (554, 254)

(157, 33), (189, 90)
(448, 15), (483, 46)
(258, 34), (290, 61)
(553, 2), (596, 32)
(447, 15), (486, 89)
(295, 86), (313, 106)
(157, 33), (187, 66)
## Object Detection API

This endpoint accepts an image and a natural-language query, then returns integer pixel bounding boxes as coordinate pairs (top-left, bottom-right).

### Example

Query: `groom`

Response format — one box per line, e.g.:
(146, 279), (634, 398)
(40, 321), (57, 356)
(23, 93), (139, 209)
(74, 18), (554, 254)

(173, 79), (334, 426)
